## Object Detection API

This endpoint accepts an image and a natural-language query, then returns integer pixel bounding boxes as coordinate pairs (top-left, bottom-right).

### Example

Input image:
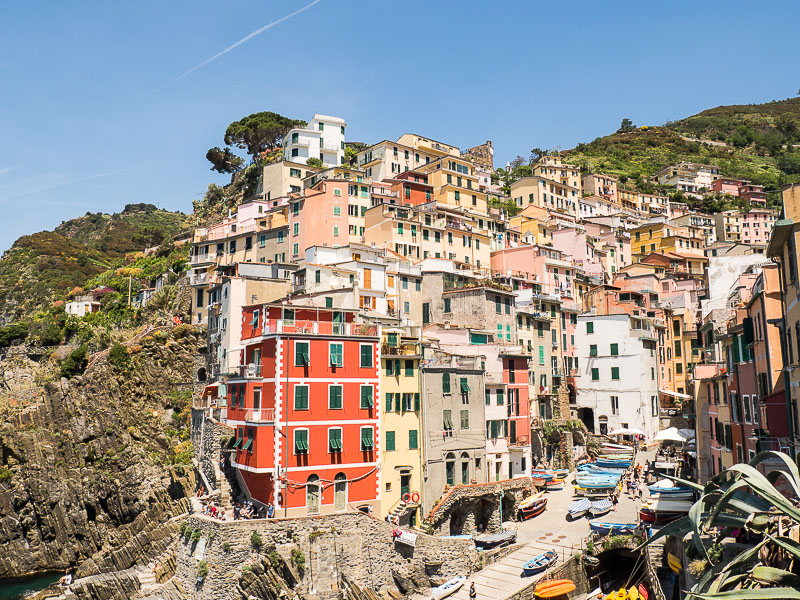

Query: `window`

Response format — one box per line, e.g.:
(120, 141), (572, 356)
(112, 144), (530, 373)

(496, 389), (504, 405)
(460, 377), (470, 402)
(329, 385), (343, 409)
(360, 385), (373, 409)
(329, 343), (343, 367)
(611, 367), (620, 380)
(315, 270), (321, 284)
(443, 410), (454, 436)
(293, 223), (299, 236)
(589, 344), (598, 357)
(485, 389), (491, 405)
(295, 342), (310, 366)
(294, 429), (308, 454)
(405, 360), (414, 376)
(333, 205), (341, 215)
(360, 427), (374, 450)
(360, 344), (373, 367)
(442, 373), (451, 394)
(539, 346), (545, 365)
(611, 396), (619, 415)
(460, 409), (469, 429)
(385, 358), (400, 376)
(610, 343), (619, 356)
(293, 243), (299, 256)
(444, 298), (451, 313)
(495, 296), (501, 313)
(586, 322), (594, 334)
(294, 385), (309, 410)
(385, 431), (395, 452)
(329, 428), (343, 452)
(409, 430), (418, 450)
(591, 368), (599, 381)
(651, 396), (658, 417)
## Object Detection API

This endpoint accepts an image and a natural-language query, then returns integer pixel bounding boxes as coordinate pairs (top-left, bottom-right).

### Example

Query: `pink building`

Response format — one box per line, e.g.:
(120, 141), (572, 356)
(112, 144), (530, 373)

(738, 183), (766, 205)
(740, 209), (778, 245)
(581, 173), (618, 200)
(551, 228), (604, 279)
(490, 245), (576, 300)
(712, 178), (746, 196)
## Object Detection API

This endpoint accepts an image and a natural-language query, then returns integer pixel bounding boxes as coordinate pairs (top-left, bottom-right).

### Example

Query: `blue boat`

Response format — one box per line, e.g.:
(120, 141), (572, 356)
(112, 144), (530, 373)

(522, 550), (557, 576)
(431, 576), (466, 600)
(596, 459), (631, 469)
(589, 522), (638, 536)
(589, 499), (613, 517)
(578, 466), (626, 475)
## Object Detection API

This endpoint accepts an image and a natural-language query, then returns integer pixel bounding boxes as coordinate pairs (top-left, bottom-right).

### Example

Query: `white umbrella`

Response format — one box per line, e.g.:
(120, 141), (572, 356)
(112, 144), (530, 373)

(608, 428), (633, 436)
(627, 428), (646, 437)
(678, 428), (696, 441)
(654, 427), (687, 442)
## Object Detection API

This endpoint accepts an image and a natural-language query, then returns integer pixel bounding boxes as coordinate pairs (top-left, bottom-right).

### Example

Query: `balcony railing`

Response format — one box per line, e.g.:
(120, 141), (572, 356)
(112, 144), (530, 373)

(245, 408), (275, 423)
(249, 319), (379, 338)
(233, 364), (262, 378)
(382, 342), (421, 356)
(509, 435), (529, 448)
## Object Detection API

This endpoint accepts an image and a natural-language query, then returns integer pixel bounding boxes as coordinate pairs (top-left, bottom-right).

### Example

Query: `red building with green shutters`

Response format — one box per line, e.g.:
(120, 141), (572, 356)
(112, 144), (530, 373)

(226, 304), (381, 517)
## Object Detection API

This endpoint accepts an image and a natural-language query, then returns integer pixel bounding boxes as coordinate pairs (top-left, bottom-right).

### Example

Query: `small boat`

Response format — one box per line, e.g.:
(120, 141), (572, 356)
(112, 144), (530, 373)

(522, 550), (557, 576)
(639, 499), (692, 524)
(518, 491), (546, 510)
(567, 498), (591, 519)
(667, 553), (682, 573)
(589, 522), (638, 536)
(602, 442), (633, 454)
(520, 497), (548, 520)
(589, 499), (613, 517)
(530, 471), (554, 482)
(596, 459), (631, 469)
(535, 579), (576, 598)
(638, 584), (649, 599)
(531, 477), (549, 487)
(574, 486), (615, 497)
(545, 480), (565, 491)
(474, 529), (517, 549)
(431, 576), (466, 600)
(440, 534), (473, 540)
(628, 586), (640, 600)
(550, 468), (569, 478)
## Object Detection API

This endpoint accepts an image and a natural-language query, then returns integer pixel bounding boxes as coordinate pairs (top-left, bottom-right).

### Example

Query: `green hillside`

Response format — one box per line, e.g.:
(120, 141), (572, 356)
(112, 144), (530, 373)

(564, 96), (800, 202)
(0, 204), (189, 324)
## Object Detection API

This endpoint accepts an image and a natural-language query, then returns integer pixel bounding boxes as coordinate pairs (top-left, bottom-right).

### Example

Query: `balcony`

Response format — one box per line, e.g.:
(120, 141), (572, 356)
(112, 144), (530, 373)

(235, 364), (262, 378)
(245, 408), (275, 423)
(190, 271), (209, 286)
(190, 253), (217, 265)
(250, 319), (379, 338)
(422, 353), (480, 370)
(382, 342), (421, 357)
(509, 435), (530, 448)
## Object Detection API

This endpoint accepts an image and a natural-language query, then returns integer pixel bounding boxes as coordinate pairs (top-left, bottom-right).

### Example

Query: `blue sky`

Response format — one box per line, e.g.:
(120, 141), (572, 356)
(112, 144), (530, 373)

(1, 0), (798, 251)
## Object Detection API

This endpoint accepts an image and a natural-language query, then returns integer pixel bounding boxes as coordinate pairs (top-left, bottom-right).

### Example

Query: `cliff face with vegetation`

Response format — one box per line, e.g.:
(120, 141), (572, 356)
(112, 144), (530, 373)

(0, 324), (200, 578)
(0, 204), (189, 325)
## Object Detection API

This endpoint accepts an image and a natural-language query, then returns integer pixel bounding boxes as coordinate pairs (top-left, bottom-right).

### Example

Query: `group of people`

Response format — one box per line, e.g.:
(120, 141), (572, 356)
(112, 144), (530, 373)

(233, 500), (269, 520)
(608, 462), (646, 510)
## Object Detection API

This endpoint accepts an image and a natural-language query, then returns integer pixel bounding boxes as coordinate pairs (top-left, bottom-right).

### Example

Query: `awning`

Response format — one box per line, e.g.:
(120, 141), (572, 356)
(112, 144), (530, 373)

(242, 438), (253, 450)
(361, 432), (374, 448)
(202, 383), (220, 397)
(654, 427), (690, 442)
(659, 389), (691, 400)
(232, 437), (243, 449)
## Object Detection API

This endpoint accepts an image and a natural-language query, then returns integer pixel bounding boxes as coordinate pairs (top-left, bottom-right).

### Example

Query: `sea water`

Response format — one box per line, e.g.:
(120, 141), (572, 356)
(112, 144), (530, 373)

(0, 573), (61, 600)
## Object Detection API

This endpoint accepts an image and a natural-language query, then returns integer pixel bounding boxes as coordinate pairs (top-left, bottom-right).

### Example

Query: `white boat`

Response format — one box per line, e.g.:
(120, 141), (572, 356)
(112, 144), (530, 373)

(432, 576), (466, 600)
(567, 498), (591, 519)
(589, 499), (613, 517)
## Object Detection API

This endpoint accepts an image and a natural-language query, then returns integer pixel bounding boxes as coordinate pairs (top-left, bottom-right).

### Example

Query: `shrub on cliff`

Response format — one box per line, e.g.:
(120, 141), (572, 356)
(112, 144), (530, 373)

(250, 531), (262, 551)
(107, 343), (130, 370)
(0, 322), (28, 348)
(60, 344), (88, 379)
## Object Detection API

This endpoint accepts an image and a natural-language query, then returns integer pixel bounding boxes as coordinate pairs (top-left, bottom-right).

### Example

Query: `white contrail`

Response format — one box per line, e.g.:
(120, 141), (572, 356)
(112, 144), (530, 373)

(148, 0), (322, 94)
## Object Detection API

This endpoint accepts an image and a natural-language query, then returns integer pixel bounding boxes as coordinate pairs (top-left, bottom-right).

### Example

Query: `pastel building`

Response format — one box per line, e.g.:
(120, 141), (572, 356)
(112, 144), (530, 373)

(740, 209), (778, 245)
(226, 305), (381, 517)
(581, 173), (617, 201)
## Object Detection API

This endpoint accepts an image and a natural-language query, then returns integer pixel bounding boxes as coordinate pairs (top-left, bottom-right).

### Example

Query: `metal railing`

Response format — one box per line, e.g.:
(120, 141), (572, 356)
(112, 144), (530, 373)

(245, 408), (275, 423)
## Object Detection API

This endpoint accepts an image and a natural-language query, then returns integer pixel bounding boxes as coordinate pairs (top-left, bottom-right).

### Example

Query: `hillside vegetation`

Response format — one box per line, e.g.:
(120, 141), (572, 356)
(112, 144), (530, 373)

(0, 204), (189, 324)
(564, 96), (800, 203)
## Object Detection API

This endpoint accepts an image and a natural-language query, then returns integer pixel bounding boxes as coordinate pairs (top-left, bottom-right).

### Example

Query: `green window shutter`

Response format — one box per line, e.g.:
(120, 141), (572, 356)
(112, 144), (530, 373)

(295, 430), (308, 452)
(485, 390), (490, 405)
(386, 431), (395, 451)
(387, 333), (398, 347)
(460, 378), (470, 392)
(250, 312), (259, 326)
(295, 386), (309, 410)
(460, 410), (469, 429)
(539, 346), (544, 365)
(414, 393), (420, 411)
(329, 386), (343, 409)
(442, 373), (451, 394)
(360, 385), (373, 408)
(386, 360), (394, 376)
(591, 368), (599, 381)
(385, 393), (394, 412)
(405, 360), (413, 376)
(611, 367), (620, 380)
(329, 428), (342, 451)
(232, 437), (243, 449)
(610, 343), (618, 356)
(590, 345), (597, 357)
(497, 390), (504, 405)
(444, 298), (451, 313)
(409, 429), (418, 450)
(361, 428), (374, 448)
(586, 322), (594, 334)
(360, 345), (372, 367)
(330, 344), (343, 367)
(395, 393), (402, 412)
(732, 336), (740, 363)
(296, 342), (309, 365)
(242, 438), (253, 450)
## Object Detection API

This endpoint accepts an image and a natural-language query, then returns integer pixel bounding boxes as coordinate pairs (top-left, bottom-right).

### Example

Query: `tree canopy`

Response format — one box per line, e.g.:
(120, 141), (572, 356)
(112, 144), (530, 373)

(205, 146), (245, 174)
(223, 111), (306, 159)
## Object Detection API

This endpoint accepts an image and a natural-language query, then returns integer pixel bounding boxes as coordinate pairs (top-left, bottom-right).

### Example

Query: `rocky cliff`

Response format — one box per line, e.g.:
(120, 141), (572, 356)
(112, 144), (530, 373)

(0, 325), (202, 578)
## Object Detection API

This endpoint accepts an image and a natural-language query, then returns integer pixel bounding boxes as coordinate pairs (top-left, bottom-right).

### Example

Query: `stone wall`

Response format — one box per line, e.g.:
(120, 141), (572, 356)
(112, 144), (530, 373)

(427, 478), (533, 536)
(190, 411), (232, 491)
(173, 511), (480, 600)
(507, 554), (589, 600)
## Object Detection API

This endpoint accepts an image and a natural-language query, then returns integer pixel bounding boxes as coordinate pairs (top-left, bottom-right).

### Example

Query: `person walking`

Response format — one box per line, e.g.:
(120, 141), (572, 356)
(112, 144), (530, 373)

(470, 582), (477, 600)
(612, 492), (619, 512)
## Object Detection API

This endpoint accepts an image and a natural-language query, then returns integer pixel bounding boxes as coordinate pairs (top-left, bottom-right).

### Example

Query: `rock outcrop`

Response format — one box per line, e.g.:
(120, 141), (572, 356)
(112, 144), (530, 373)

(0, 326), (201, 578)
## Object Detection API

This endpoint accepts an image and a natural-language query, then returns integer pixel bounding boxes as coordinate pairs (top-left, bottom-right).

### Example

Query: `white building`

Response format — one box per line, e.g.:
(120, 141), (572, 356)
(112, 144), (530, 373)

(283, 114), (346, 167)
(575, 313), (660, 440)
(65, 296), (101, 317)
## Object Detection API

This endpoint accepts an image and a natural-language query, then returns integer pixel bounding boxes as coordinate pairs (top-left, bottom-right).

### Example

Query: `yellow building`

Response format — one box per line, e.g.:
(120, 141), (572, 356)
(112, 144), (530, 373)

(509, 176), (579, 216)
(509, 205), (554, 245)
(532, 155), (581, 190)
(380, 330), (424, 526)
(631, 222), (705, 258)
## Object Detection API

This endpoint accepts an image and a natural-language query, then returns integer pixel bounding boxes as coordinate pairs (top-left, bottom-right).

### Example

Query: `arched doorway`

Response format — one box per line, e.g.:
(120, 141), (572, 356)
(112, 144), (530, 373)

(197, 368), (207, 382)
(578, 407), (595, 432)
(598, 415), (608, 436)
(334, 473), (347, 511)
(445, 453), (455, 486)
(460, 452), (470, 484)
(306, 474), (320, 514)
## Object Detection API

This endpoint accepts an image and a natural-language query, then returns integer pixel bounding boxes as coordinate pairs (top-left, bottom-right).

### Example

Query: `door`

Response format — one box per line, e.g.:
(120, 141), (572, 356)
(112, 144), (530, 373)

(333, 311), (343, 335)
(422, 303), (430, 325)
(461, 461), (468, 484)
(400, 474), (411, 498)
(363, 268), (372, 289)
(307, 475), (320, 514)
(334, 473), (346, 511)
